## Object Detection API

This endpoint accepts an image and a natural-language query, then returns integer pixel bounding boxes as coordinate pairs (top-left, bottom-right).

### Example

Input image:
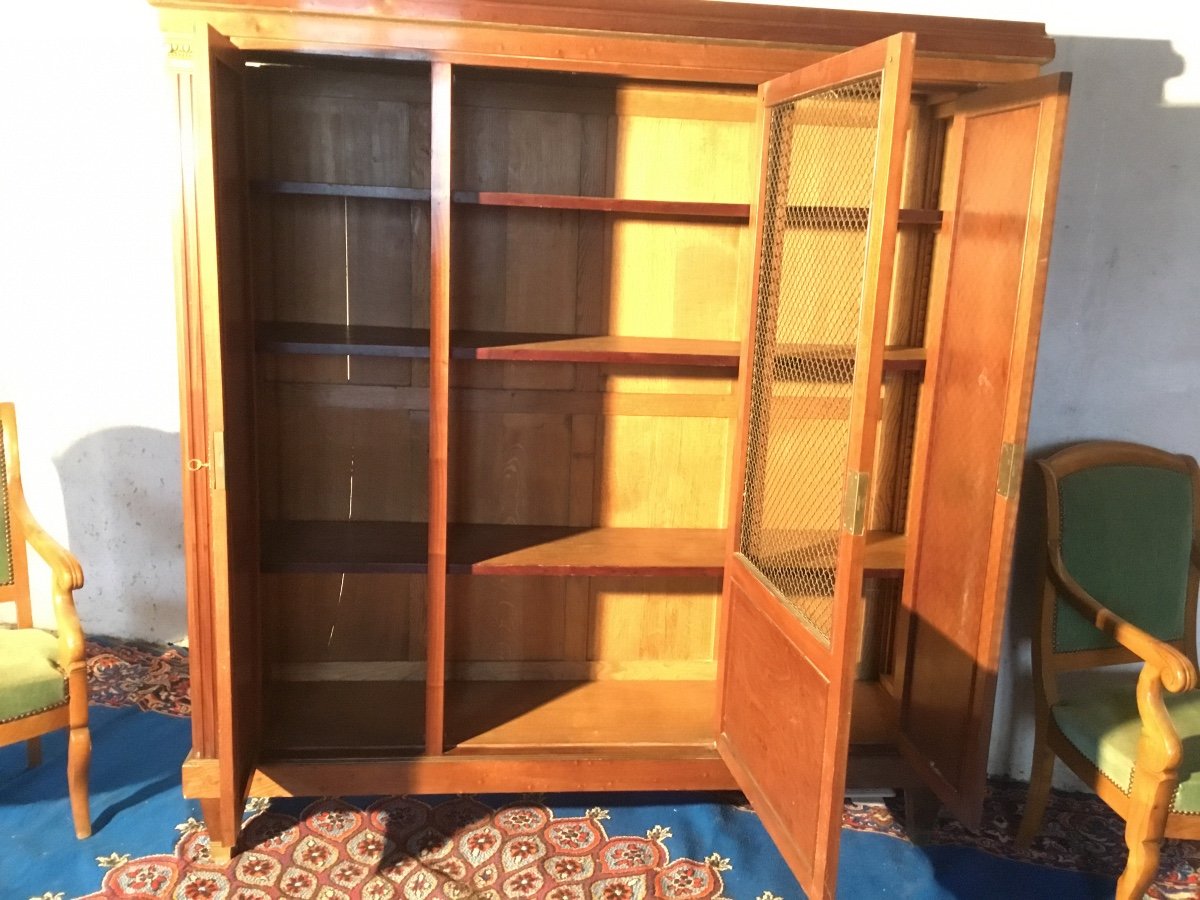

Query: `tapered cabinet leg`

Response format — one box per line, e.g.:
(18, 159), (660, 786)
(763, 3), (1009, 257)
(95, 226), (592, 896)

(26, 736), (42, 768)
(200, 797), (238, 864)
(68, 725), (92, 838)
(1016, 712), (1055, 849)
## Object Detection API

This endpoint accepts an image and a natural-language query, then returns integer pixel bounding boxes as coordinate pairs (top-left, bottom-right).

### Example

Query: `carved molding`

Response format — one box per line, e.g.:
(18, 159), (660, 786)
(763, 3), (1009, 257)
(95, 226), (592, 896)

(167, 34), (192, 61)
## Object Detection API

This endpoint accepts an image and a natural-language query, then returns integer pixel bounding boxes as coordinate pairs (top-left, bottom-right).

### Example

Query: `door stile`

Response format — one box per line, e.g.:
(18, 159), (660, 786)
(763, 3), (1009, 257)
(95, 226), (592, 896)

(818, 29), (917, 874)
(426, 61), (452, 756)
(167, 33), (218, 762)
(715, 85), (782, 736)
(191, 22), (260, 857)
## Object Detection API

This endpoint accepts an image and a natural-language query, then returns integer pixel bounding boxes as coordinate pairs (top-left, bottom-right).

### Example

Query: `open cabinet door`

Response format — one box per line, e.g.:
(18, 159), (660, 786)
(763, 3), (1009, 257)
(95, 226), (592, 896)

(897, 74), (1071, 826)
(717, 33), (914, 900)
(190, 22), (261, 857)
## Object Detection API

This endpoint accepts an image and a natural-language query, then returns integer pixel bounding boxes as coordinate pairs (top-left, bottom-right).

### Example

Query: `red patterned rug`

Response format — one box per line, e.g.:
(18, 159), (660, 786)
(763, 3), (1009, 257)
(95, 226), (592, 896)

(68, 639), (1200, 898)
(80, 796), (732, 900)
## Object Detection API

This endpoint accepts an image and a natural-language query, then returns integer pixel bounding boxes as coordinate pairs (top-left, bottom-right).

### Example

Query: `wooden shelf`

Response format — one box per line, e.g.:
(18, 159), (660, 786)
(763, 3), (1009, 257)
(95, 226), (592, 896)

(251, 179), (431, 202)
(257, 322), (740, 367)
(774, 344), (926, 375)
(452, 191), (748, 220)
(748, 530), (906, 578)
(258, 323), (431, 358)
(264, 680), (425, 755)
(249, 185), (941, 229)
(865, 532), (907, 577)
(784, 206), (942, 228)
(261, 521), (428, 573)
(883, 347), (929, 371)
(465, 333), (739, 367)
(446, 679), (717, 751)
(260, 522), (725, 576)
(262, 522), (899, 576)
(452, 525), (725, 576)
(261, 676), (894, 758)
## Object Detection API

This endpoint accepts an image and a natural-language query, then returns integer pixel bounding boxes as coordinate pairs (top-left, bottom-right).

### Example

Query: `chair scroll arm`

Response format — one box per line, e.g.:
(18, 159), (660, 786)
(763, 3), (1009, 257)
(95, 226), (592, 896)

(12, 497), (86, 670)
(13, 499), (83, 592)
(1047, 546), (1198, 694)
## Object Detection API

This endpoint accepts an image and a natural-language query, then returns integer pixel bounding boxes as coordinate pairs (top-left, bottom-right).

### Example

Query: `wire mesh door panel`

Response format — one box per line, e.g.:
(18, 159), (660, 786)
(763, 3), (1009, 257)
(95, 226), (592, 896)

(718, 34), (914, 899)
(739, 76), (885, 646)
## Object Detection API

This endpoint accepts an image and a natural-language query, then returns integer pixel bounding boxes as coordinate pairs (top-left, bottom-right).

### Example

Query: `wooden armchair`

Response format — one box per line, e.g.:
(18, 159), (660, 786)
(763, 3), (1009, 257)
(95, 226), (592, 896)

(0, 402), (90, 838)
(1017, 441), (1200, 899)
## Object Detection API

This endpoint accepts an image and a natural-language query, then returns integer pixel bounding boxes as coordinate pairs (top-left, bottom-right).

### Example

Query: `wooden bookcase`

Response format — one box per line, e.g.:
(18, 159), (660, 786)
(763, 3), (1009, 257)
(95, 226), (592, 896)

(154, 4), (1069, 896)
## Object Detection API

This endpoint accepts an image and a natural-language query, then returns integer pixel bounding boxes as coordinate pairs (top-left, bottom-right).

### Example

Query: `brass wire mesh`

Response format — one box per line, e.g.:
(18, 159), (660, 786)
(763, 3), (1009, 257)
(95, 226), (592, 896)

(739, 76), (884, 645)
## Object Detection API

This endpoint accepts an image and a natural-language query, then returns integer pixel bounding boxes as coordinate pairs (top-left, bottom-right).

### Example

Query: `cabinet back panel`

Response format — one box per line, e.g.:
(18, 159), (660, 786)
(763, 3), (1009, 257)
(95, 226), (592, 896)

(447, 410), (574, 525)
(263, 573), (426, 668)
(258, 389), (429, 522)
(596, 414), (730, 528)
(588, 576), (718, 664)
(245, 64), (431, 186)
(447, 408), (729, 529)
(445, 574), (718, 677)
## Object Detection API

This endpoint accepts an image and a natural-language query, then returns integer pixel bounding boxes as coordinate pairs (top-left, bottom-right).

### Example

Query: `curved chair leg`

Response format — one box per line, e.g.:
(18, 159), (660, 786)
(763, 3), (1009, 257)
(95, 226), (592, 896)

(1115, 773), (1173, 900)
(1117, 817), (1165, 900)
(68, 724), (92, 839)
(1016, 711), (1056, 848)
(26, 736), (42, 768)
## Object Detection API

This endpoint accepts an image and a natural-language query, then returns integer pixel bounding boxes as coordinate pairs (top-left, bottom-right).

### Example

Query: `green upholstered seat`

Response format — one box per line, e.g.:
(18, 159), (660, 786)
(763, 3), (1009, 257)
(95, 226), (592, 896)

(1054, 465), (1193, 653)
(1054, 670), (1200, 813)
(0, 628), (67, 723)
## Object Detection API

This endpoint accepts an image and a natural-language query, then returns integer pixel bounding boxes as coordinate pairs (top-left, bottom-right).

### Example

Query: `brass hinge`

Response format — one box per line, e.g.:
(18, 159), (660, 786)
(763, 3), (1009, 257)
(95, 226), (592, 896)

(997, 441), (1023, 499)
(843, 471), (869, 536)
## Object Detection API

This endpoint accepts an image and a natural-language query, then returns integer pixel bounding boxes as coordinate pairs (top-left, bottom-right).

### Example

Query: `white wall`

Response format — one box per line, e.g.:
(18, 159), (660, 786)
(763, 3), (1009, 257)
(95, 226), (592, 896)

(2, 0), (1198, 783)
(0, 1), (183, 641)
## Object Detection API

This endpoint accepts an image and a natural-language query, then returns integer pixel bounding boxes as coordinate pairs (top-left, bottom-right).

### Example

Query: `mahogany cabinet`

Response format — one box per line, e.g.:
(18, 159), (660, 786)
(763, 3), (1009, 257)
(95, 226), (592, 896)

(153, 3), (1069, 896)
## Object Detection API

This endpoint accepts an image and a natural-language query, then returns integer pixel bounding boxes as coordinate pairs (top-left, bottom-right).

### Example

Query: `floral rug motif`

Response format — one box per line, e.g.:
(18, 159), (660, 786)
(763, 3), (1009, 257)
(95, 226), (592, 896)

(79, 796), (731, 900)
(86, 638), (190, 718)
(72, 639), (1200, 898)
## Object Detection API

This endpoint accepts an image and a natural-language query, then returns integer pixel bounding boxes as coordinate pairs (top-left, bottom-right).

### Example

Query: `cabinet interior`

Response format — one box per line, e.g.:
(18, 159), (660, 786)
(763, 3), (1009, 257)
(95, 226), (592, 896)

(241, 56), (939, 759)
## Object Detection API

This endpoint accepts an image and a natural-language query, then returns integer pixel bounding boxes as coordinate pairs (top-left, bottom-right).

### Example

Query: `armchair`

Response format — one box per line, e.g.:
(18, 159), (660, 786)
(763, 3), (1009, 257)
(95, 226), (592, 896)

(1017, 440), (1200, 899)
(0, 402), (90, 838)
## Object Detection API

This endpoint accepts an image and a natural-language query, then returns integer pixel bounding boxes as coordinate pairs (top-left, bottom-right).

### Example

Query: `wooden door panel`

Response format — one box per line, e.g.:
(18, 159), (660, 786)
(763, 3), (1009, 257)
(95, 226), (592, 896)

(718, 33), (914, 900)
(192, 22), (261, 847)
(720, 569), (827, 875)
(897, 73), (1071, 824)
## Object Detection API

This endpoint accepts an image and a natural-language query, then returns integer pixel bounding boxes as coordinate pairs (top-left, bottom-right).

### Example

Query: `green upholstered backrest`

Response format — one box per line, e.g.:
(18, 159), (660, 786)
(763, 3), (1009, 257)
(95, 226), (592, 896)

(1054, 465), (1194, 653)
(0, 419), (11, 589)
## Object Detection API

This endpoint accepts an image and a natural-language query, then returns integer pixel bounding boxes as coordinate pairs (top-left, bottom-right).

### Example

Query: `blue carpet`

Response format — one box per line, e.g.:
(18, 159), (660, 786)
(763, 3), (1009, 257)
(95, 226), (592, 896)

(1, 705), (1117, 899)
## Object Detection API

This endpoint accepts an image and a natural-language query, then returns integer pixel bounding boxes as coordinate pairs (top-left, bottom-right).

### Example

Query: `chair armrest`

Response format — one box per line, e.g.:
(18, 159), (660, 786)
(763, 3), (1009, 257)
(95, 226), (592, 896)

(13, 498), (83, 591)
(1047, 546), (1197, 693)
(12, 498), (86, 669)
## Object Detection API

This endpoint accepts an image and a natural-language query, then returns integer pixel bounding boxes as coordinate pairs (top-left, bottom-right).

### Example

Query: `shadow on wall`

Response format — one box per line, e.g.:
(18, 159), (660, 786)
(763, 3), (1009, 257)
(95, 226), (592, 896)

(991, 33), (1200, 787)
(54, 428), (186, 643)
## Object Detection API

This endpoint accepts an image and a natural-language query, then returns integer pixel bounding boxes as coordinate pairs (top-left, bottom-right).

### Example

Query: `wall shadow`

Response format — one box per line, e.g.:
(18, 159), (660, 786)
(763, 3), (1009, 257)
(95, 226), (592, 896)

(54, 427), (187, 643)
